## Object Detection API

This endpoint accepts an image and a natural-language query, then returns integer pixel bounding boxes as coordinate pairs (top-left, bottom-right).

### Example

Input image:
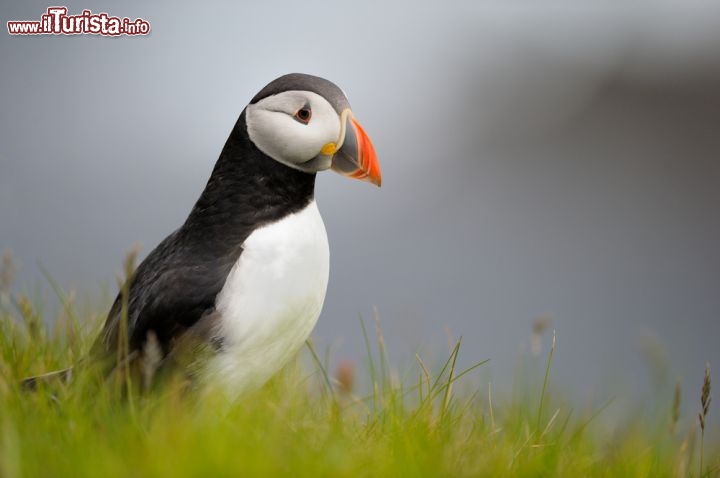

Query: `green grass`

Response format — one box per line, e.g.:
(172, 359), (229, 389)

(0, 288), (718, 477)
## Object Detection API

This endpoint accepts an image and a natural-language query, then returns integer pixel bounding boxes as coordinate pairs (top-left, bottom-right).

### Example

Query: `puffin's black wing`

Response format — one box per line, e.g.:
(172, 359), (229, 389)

(94, 229), (243, 358)
(92, 109), (317, 365)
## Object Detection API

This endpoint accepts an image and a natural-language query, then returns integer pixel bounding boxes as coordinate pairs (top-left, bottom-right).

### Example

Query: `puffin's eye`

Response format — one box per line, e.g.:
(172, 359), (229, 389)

(294, 107), (312, 124)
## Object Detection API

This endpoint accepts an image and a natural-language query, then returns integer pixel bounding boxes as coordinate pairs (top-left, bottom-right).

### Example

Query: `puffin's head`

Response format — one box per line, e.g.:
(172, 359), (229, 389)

(245, 73), (381, 187)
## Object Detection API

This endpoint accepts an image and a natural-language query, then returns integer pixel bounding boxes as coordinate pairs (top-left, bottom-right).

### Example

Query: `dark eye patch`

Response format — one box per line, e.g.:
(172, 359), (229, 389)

(293, 105), (312, 124)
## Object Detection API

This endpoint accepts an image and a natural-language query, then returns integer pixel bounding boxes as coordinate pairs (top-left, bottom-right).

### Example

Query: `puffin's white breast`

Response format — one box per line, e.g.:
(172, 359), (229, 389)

(210, 200), (329, 397)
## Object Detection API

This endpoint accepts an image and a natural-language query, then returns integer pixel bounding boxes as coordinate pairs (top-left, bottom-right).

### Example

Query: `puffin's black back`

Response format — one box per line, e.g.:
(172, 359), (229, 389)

(93, 110), (316, 359)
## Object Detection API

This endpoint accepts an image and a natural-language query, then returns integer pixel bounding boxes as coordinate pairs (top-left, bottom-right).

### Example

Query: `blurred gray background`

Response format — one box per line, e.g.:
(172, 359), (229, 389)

(1, 1), (719, 421)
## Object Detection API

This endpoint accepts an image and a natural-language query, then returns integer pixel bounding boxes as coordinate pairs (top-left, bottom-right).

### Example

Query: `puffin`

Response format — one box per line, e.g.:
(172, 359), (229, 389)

(26, 73), (381, 397)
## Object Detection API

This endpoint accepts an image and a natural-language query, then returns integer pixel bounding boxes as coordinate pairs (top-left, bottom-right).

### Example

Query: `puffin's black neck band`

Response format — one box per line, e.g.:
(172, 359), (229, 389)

(182, 110), (316, 241)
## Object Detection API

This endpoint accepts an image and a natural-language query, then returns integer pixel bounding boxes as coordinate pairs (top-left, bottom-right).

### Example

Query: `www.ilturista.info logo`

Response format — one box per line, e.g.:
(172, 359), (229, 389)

(7, 7), (150, 36)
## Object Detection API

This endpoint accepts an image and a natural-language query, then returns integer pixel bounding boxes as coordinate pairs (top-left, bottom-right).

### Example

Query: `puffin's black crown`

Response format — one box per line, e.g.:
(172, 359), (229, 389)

(250, 73), (351, 114)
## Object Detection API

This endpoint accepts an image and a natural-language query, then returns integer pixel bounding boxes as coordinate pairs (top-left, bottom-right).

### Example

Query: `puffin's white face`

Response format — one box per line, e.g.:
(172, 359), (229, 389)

(246, 90), (343, 173)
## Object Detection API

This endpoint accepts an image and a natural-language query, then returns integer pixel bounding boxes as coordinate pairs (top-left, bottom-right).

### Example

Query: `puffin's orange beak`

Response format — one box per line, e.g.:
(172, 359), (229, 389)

(330, 111), (381, 187)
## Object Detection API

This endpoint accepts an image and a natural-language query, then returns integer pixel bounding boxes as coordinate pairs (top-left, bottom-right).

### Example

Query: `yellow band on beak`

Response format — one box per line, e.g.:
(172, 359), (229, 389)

(320, 142), (338, 155)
